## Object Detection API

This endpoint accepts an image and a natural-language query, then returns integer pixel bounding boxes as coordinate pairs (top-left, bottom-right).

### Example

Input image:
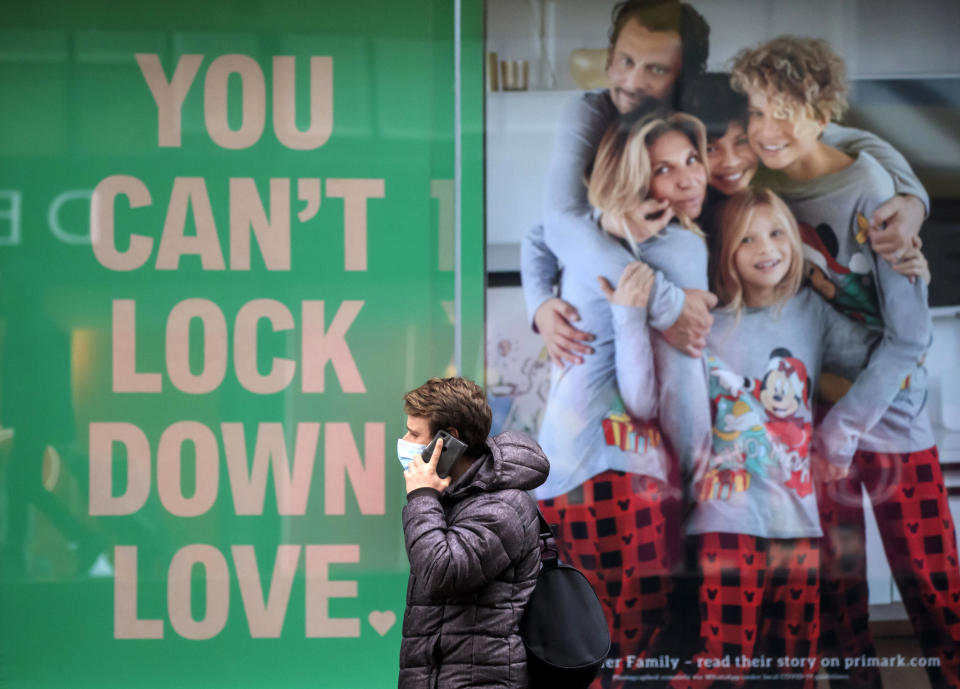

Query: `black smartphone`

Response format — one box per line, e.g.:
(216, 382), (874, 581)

(421, 430), (468, 478)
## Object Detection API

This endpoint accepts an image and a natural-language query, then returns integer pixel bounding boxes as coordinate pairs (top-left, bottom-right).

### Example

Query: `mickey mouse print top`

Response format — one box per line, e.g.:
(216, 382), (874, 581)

(685, 288), (877, 539)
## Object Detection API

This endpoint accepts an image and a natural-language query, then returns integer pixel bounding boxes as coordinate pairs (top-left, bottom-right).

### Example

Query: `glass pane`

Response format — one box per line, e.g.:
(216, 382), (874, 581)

(0, 2), (483, 687)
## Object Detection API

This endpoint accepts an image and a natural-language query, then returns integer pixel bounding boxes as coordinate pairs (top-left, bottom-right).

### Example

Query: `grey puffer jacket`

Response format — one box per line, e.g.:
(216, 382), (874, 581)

(399, 431), (549, 689)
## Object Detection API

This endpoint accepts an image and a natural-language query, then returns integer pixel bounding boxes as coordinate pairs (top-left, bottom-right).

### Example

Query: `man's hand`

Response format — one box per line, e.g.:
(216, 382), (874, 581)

(869, 194), (925, 262)
(404, 438), (451, 494)
(534, 298), (595, 366)
(661, 289), (717, 358)
(891, 236), (931, 285)
(598, 261), (655, 308)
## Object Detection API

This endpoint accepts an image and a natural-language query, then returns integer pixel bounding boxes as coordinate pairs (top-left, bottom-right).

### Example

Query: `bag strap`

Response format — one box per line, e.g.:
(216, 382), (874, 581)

(535, 508), (560, 568)
(536, 510), (553, 539)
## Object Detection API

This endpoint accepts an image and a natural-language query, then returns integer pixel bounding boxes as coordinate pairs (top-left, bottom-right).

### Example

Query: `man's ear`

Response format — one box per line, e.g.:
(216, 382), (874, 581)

(446, 428), (460, 440)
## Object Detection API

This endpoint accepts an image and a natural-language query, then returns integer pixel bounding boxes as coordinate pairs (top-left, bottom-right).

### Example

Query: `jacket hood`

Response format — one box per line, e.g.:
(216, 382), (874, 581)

(445, 430), (549, 500)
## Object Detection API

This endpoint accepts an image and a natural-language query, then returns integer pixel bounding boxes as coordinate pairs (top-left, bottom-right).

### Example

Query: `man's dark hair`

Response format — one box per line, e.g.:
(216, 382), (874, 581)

(403, 377), (492, 457)
(678, 72), (748, 139)
(608, 0), (711, 90)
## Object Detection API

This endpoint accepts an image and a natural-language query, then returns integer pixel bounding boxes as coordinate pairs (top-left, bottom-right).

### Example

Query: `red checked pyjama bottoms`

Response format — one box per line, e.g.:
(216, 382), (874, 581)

(539, 469), (682, 688)
(818, 446), (960, 689)
(672, 533), (820, 689)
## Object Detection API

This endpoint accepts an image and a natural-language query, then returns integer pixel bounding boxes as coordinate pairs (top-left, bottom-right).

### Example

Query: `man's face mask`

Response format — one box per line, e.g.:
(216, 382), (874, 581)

(397, 438), (426, 471)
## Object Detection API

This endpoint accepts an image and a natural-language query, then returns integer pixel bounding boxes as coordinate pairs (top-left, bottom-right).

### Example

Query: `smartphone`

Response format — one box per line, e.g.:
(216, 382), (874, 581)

(421, 430), (468, 479)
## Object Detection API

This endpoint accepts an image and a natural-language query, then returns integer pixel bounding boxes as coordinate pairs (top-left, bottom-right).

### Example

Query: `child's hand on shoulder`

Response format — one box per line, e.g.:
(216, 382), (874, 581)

(598, 261), (655, 308)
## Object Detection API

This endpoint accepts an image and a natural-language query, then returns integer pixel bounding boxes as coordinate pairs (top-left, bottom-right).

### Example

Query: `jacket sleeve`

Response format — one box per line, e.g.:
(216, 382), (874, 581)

(823, 123), (930, 213)
(521, 224), (561, 329)
(815, 242), (931, 469)
(402, 492), (532, 598)
(542, 92), (685, 331)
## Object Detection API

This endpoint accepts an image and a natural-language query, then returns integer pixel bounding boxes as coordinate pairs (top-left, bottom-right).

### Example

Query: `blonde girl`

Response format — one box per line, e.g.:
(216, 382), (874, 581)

(610, 188), (883, 687)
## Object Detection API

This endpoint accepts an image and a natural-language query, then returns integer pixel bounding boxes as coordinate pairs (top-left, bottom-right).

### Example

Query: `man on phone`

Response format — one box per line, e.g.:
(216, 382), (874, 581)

(397, 376), (549, 689)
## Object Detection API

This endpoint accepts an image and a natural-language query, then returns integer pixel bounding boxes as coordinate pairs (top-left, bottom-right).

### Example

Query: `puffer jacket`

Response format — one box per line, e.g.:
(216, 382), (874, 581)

(399, 431), (549, 689)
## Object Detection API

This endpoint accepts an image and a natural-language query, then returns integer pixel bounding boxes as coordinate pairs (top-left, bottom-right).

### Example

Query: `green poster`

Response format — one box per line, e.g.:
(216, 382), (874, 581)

(0, 2), (483, 686)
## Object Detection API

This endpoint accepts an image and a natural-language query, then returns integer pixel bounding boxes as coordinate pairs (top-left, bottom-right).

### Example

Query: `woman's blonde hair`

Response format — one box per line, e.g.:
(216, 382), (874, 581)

(714, 188), (804, 314)
(587, 107), (708, 252)
(730, 36), (848, 125)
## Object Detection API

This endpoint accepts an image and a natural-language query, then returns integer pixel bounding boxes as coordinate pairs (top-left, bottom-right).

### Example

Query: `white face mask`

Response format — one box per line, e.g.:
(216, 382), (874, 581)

(397, 438), (427, 471)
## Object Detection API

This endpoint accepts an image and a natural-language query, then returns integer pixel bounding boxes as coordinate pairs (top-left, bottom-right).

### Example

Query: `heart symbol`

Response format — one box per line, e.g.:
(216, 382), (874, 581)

(368, 610), (396, 636)
(618, 499), (630, 511)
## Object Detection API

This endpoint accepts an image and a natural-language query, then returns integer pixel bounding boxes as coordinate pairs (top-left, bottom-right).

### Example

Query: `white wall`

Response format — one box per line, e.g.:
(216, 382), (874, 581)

(486, 0), (960, 88)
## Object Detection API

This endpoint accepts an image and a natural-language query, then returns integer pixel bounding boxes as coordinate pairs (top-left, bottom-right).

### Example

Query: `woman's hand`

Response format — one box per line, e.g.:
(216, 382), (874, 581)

(598, 261), (656, 308)
(891, 236), (931, 284)
(534, 298), (596, 366)
(600, 198), (674, 243)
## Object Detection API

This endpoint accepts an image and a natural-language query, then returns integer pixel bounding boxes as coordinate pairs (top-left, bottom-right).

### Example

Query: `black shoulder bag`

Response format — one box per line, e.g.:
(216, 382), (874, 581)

(520, 510), (611, 689)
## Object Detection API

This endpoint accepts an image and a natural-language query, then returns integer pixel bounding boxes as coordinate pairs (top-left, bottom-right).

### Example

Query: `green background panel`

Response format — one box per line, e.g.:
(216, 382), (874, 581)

(0, 1), (484, 686)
